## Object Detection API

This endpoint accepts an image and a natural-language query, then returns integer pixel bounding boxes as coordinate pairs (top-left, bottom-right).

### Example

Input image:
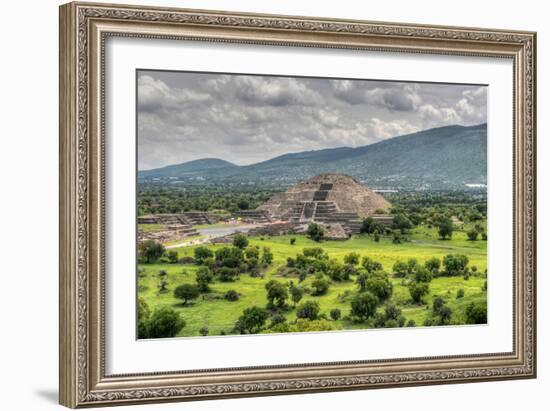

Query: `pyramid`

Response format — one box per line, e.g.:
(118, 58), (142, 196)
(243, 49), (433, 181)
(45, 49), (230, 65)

(258, 174), (392, 232)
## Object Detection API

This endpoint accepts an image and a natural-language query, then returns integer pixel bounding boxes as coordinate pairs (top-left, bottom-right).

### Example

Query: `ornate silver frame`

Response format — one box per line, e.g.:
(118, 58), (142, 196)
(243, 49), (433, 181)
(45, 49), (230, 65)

(59, 2), (536, 408)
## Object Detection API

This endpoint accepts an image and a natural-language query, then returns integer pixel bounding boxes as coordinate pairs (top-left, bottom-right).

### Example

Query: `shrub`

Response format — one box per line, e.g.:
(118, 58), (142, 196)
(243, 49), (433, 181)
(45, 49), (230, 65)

(194, 246), (213, 265)
(138, 240), (165, 263)
(344, 252), (360, 266)
(406, 319), (416, 327)
(392, 213), (412, 233)
(350, 292), (378, 321)
(195, 266), (214, 292)
(307, 223), (325, 242)
(442, 254), (469, 276)
(270, 313), (287, 327)
(311, 276), (330, 296)
(290, 238), (296, 245)
(467, 229), (479, 241)
(465, 301), (488, 324)
(261, 247), (274, 265)
(362, 256), (383, 273)
(199, 326), (209, 336)
(365, 273), (393, 301)
(234, 306), (269, 334)
(424, 257), (441, 275)
(414, 266), (433, 283)
(456, 289), (465, 299)
(289, 283), (304, 307)
(166, 250), (178, 263)
(296, 300), (320, 320)
(438, 217), (454, 239)
(215, 247), (243, 269)
(216, 267), (239, 282)
(408, 281), (430, 304)
(393, 261), (408, 277)
(232, 234), (249, 249)
(224, 290), (239, 301)
(146, 307), (186, 338)
(330, 308), (342, 321)
(265, 280), (289, 308)
(174, 284), (200, 305)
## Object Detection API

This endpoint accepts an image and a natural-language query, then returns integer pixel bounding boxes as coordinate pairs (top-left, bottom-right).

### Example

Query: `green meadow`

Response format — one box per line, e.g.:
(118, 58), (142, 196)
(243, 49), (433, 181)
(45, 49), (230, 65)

(137, 225), (487, 337)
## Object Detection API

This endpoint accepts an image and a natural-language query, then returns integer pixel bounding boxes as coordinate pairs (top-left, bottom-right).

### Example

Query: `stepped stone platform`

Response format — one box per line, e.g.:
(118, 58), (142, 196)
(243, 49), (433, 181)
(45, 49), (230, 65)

(138, 222), (199, 244)
(258, 174), (393, 235)
(234, 210), (272, 224)
(137, 212), (211, 226)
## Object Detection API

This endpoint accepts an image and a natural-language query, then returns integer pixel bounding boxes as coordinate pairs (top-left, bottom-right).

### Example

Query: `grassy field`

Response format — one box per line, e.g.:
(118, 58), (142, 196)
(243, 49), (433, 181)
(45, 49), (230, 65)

(138, 224), (487, 337)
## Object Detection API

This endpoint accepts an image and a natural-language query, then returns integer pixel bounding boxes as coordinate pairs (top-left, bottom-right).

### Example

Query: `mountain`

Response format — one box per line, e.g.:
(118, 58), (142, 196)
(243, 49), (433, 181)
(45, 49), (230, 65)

(139, 158), (237, 178)
(138, 124), (487, 190)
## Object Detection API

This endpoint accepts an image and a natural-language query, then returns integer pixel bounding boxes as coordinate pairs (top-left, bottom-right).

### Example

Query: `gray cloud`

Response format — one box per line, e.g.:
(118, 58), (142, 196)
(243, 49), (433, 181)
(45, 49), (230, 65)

(137, 71), (487, 170)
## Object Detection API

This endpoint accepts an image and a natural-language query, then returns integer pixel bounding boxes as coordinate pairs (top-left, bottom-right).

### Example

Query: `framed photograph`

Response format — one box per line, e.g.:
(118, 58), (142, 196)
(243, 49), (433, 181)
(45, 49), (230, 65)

(59, 2), (537, 408)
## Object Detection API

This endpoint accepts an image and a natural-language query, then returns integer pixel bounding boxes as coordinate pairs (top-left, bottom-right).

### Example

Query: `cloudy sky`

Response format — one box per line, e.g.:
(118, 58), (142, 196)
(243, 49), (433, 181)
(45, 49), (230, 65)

(137, 70), (487, 170)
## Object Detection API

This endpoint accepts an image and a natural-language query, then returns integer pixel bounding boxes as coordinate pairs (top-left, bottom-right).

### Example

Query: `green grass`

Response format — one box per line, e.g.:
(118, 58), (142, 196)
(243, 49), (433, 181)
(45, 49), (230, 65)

(138, 223), (166, 232)
(138, 226), (487, 337)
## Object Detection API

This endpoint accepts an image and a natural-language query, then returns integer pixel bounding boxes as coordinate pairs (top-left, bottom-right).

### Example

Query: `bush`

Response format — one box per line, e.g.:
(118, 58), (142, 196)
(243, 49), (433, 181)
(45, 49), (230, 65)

(224, 290), (239, 301)
(232, 234), (249, 249)
(296, 300), (320, 320)
(350, 292), (378, 321)
(270, 313), (287, 327)
(465, 301), (487, 324)
(467, 229), (479, 241)
(311, 276), (330, 296)
(166, 250), (178, 263)
(216, 267), (239, 282)
(261, 247), (274, 265)
(138, 240), (165, 263)
(406, 319), (416, 327)
(265, 280), (289, 308)
(438, 217), (454, 239)
(392, 260), (408, 277)
(344, 252), (360, 266)
(365, 273), (393, 301)
(456, 289), (465, 299)
(408, 281), (430, 304)
(289, 283), (304, 307)
(362, 256), (383, 273)
(146, 307), (186, 338)
(307, 223), (325, 242)
(290, 238), (296, 245)
(442, 254), (469, 276)
(194, 246), (213, 265)
(174, 284), (200, 305)
(392, 213), (412, 233)
(414, 266), (433, 283)
(424, 257), (441, 275)
(234, 306), (269, 334)
(199, 326), (209, 336)
(195, 266), (214, 292)
(330, 308), (342, 321)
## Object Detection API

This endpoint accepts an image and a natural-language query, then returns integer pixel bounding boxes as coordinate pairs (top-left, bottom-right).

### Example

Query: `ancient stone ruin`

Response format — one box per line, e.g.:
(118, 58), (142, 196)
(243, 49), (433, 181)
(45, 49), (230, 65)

(258, 173), (393, 234)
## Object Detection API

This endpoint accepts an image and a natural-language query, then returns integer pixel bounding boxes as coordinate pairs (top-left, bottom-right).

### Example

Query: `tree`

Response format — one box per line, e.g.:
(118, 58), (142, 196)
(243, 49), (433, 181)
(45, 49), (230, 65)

(237, 199), (250, 210)
(138, 240), (165, 263)
(166, 250), (178, 263)
(330, 308), (342, 321)
(438, 217), (454, 239)
(224, 289), (239, 301)
(392, 261), (408, 277)
(356, 272), (368, 292)
(408, 281), (429, 304)
(199, 326), (209, 336)
(413, 266), (433, 283)
(362, 256), (383, 273)
(216, 267), (240, 282)
(146, 307), (185, 338)
(360, 217), (374, 234)
(424, 257), (441, 275)
(350, 292), (378, 321)
(195, 266), (214, 292)
(194, 246), (213, 265)
(311, 275), (330, 296)
(174, 284), (200, 305)
(443, 254), (469, 276)
(392, 213), (412, 233)
(456, 289), (465, 299)
(296, 300), (320, 320)
(467, 229), (479, 241)
(290, 238), (296, 245)
(365, 273), (393, 301)
(465, 301), (487, 324)
(344, 252), (360, 266)
(265, 280), (289, 308)
(215, 247), (243, 269)
(261, 247), (274, 265)
(232, 234), (249, 249)
(326, 258), (345, 281)
(137, 297), (151, 339)
(234, 306), (269, 334)
(289, 284), (303, 307)
(307, 223), (325, 242)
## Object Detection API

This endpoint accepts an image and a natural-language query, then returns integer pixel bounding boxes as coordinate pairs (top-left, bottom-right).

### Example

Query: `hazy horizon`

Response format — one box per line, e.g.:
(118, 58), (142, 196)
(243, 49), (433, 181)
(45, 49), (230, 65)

(137, 70), (487, 170)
